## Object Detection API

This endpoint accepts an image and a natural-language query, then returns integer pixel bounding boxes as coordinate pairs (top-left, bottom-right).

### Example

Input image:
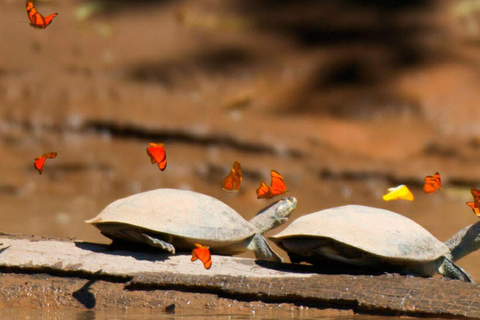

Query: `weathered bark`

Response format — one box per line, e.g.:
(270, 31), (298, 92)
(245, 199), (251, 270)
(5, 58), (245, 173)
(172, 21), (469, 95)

(0, 234), (478, 318)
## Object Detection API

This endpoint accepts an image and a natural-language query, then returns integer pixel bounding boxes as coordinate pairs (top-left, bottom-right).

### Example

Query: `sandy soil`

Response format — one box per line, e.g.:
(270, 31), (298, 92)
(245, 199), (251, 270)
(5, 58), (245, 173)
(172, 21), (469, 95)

(2, 0), (480, 285)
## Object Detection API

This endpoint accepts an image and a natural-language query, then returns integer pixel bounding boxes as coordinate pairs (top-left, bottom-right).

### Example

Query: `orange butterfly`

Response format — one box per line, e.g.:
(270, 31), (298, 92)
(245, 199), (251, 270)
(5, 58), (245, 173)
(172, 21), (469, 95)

(146, 143), (167, 171)
(222, 161), (242, 192)
(256, 170), (287, 199)
(423, 172), (441, 194)
(191, 243), (212, 269)
(26, 1), (57, 29)
(466, 188), (480, 217)
(34, 152), (57, 174)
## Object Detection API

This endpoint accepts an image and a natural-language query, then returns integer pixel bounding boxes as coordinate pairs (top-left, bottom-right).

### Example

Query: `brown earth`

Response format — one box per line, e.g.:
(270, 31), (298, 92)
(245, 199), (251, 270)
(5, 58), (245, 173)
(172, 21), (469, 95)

(2, 0), (480, 285)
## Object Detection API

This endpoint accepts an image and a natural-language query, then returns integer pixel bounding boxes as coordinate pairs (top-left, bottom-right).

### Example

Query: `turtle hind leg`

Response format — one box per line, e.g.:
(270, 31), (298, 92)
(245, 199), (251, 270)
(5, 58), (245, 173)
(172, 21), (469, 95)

(442, 257), (474, 283)
(248, 234), (283, 262)
(142, 233), (176, 254)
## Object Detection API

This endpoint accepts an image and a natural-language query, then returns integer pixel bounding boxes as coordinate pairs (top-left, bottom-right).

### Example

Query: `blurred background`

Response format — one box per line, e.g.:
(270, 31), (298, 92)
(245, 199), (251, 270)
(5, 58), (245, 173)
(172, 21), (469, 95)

(2, 0), (480, 279)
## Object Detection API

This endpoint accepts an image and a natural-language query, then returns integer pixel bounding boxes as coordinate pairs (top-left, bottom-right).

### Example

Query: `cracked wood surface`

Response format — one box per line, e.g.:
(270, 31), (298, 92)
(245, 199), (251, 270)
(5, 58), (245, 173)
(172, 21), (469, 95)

(0, 235), (478, 318)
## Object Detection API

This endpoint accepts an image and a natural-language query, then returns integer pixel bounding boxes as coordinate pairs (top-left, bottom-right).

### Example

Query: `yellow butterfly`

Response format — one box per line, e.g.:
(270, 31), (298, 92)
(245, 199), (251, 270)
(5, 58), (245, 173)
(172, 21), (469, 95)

(383, 185), (414, 201)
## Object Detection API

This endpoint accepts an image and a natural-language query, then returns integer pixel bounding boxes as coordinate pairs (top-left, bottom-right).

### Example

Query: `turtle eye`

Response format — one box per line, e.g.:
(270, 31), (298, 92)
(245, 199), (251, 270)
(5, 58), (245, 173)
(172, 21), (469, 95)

(290, 197), (297, 209)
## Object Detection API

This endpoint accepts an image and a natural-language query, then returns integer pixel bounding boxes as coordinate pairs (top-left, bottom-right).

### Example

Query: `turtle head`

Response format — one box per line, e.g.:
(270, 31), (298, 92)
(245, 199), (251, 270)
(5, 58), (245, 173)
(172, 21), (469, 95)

(249, 197), (297, 235)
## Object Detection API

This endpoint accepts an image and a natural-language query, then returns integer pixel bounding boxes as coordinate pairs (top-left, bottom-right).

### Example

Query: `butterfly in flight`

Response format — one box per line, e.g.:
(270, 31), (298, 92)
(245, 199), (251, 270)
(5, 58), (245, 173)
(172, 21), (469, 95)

(222, 161), (242, 192)
(34, 152), (57, 174)
(146, 143), (167, 171)
(191, 243), (212, 269)
(26, 1), (58, 29)
(256, 170), (288, 199)
(423, 172), (441, 194)
(382, 184), (414, 201)
(466, 188), (480, 217)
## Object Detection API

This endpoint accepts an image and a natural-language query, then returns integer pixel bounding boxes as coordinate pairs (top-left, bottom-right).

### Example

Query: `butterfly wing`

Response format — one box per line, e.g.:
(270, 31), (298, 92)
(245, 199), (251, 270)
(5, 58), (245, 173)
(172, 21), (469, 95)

(471, 189), (480, 217)
(467, 201), (480, 218)
(146, 143), (157, 164)
(26, 1), (37, 22)
(43, 13), (57, 27)
(146, 143), (167, 171)
(191, 244), (212, 269)
(46, 151), (57, 159)
(256, 181), (270, 199)
(191, 250), (198, 262)
(222, 172), (235, 191)
(222, 161), (242, 192)
(268, 170), (287, 196)
(34, 155), (47, 174)
(434, 172), (441, 189)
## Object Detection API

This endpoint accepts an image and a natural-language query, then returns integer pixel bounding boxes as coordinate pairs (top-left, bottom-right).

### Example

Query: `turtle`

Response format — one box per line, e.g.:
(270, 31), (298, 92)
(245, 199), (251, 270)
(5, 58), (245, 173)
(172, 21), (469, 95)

(86, 188), (297, 262)
(269, 205), (477, 282)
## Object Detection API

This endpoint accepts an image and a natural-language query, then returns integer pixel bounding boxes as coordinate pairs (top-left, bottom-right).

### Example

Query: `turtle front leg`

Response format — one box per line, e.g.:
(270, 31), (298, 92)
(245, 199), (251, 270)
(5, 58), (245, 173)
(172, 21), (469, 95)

(248, 234), (283, 262)
(441, 257), (474, 283)
(142, 233), (176, 254)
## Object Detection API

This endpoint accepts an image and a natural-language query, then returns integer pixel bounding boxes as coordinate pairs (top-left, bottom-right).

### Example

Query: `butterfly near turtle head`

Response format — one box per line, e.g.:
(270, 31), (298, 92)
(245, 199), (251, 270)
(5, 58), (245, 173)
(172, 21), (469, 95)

(466, 188), (480, 218)
(256, 170), (288, 199)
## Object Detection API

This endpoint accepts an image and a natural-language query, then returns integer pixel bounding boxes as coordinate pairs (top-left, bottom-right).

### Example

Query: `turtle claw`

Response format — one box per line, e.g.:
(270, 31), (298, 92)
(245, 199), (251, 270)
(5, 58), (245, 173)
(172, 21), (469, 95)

(142, 233), (176, 254)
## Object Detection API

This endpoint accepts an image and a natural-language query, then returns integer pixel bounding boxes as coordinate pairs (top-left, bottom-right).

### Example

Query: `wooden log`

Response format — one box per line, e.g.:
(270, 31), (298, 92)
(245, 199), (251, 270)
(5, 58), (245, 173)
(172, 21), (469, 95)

(0, 234), (478, 318)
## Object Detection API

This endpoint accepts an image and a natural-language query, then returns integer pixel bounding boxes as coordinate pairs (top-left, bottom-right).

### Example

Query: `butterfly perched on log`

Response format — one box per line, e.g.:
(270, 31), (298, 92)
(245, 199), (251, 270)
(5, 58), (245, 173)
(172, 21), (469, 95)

(222, 161), (242, 192)
(423, 172), (441, 194)
(34, 152), (57, 174)
(26, 1), (57, 29)
(191, 243), (212, 269)
(256, 170), (288, 199)
(466, 188), (480, 218)
(146, 143), (167, 171)
(382, 184), (414, 201)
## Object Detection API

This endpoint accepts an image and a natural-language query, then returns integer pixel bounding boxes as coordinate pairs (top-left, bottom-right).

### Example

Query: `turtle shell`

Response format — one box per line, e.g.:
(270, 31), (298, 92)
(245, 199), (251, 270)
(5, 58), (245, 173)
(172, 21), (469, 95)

(270, 205), (449, 262)
(86, 189), (258, 243)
